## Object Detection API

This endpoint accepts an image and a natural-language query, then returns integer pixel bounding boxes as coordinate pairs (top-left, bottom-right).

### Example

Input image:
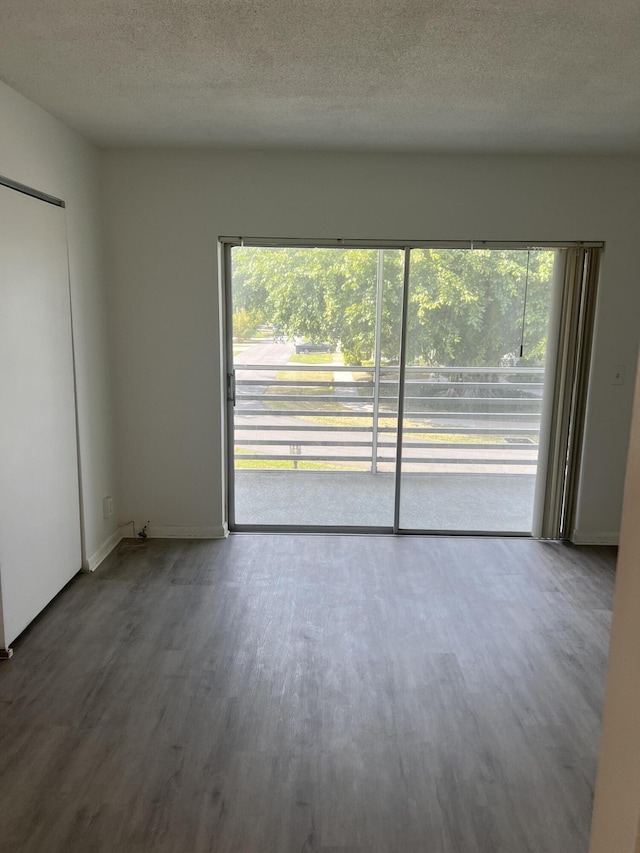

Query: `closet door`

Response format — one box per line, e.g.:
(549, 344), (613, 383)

(0, 185), (81, 650)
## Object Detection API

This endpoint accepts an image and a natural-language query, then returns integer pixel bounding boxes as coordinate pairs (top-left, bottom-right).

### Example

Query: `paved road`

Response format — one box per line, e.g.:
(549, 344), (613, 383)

(234, 340), (294, 374)
(233, 340), (295, 413)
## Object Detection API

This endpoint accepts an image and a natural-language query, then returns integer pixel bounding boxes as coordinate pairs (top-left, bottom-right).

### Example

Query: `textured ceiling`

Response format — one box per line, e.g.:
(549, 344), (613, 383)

(1, 0), (640, 152)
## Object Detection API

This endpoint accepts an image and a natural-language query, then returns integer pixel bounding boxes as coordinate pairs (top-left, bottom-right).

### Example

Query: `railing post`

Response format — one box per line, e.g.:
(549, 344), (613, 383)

(372, 250), (384, 474)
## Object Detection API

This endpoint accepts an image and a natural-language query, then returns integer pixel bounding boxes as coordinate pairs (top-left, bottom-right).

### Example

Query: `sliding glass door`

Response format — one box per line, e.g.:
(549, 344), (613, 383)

(397, 248), (555, 532)
(229, 246), (403, 528)
(224, 240), (597, 535)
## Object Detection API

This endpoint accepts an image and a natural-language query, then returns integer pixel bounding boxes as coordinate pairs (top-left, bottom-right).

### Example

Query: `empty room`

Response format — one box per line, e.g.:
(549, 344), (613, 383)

(1, 1), (640, 851)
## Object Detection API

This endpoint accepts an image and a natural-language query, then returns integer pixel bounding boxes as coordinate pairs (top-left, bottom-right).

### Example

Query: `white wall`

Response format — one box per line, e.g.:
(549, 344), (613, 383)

(102, 149), (640, 540)
(589, 357), (640, 852)
(0, 82), (118, 567)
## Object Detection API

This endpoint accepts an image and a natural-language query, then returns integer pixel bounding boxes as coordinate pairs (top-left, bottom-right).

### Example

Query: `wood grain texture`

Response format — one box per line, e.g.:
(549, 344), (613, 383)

(0, 536), (616, 852)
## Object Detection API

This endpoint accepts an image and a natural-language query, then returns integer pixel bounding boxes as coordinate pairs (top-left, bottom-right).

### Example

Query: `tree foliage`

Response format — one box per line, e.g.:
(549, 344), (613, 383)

(232, 308), (261, 340)
(232, 247), (554, 367)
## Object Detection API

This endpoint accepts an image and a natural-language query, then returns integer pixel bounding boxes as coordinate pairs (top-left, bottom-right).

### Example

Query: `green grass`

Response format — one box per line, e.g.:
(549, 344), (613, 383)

(288, 352), (336, 364)
(235, 458), (361, 471)
(406, 432), (510, 444)
(258, 362), (539, 446)
(234, 447), (360, 470)
(258, 402), (538, 445)
(264, 369), (336, 399)
(263, 399), (365, 422)
(272, 370), (334, 384)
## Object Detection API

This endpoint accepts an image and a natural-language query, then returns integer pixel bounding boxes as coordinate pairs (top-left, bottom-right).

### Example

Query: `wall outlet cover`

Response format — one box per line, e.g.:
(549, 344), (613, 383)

(103, 495), (113, 518)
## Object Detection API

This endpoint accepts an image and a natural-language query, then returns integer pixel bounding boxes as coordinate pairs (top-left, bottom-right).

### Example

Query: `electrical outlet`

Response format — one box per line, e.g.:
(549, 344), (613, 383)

(103, 496), (113, 518)
(612, 365), (626, 386)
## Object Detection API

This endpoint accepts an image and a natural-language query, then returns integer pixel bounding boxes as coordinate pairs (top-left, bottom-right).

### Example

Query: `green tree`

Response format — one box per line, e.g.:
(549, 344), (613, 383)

(231, 246), (554, 368)
(406, 249), (553, 367)
(232, 309), (261, 340)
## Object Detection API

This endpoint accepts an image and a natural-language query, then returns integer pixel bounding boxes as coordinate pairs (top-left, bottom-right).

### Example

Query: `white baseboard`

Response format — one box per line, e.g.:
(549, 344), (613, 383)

(571, 530), (619, 546)
(144, 524), (229, 539)
(82, 527), (124, 572)
(82, 522), (228, 572)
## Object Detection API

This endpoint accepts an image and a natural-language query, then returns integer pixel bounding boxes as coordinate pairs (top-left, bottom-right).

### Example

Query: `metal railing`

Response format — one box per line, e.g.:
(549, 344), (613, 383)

(233, 363), (544, 473)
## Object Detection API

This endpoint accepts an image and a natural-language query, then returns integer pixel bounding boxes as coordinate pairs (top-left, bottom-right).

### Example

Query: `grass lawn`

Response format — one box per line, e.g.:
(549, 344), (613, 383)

(271, 370), (334, 385)
(288, 352), (337, 365)
(257, 358), (538, 446)
(263, 398), (367, 422)
(403, 431), (525, 444)
(259, 400), (536, 444)
(234, 447), (360, 471)
(266, 368), (335, 398)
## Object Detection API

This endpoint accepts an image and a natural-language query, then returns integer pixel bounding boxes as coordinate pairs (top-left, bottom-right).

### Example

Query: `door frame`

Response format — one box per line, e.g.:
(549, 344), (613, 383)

(219, 237), (603, 537)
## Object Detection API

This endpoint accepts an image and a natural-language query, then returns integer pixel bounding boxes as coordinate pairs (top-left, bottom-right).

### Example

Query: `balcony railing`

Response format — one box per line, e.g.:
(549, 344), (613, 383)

(233, 364), (544, 474)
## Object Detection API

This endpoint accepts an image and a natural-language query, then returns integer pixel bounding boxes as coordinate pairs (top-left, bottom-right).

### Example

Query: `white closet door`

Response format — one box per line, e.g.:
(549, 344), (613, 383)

(0, 185), (81, 649)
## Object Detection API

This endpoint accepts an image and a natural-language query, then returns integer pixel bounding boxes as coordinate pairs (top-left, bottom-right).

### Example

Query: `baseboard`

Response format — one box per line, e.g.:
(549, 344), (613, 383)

(82, 527), (124, 572)
(82, 523), (228, 570)
(145, 524), (229, 539)
(571, 530), (619, 546)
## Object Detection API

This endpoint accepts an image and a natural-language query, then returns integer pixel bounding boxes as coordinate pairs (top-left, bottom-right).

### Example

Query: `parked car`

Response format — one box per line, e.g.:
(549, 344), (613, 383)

(295, 341), (332, 354)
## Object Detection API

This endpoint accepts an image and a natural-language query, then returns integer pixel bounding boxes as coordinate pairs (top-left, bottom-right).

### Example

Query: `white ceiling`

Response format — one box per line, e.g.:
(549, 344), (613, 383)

(2, 0), (640, 152)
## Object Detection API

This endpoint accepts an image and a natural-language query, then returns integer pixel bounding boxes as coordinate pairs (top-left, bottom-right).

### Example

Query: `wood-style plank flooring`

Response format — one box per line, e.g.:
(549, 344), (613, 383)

(0, 535), (616, 852)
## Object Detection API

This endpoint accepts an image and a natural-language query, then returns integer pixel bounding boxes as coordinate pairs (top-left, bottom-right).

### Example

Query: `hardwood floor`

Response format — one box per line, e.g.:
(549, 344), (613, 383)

(0, 535), (616, 852)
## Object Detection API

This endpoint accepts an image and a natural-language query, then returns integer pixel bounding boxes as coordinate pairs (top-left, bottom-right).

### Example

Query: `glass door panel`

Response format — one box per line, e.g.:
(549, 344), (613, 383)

(229, 246), (403, 528)
(397, 248), (556, 532)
